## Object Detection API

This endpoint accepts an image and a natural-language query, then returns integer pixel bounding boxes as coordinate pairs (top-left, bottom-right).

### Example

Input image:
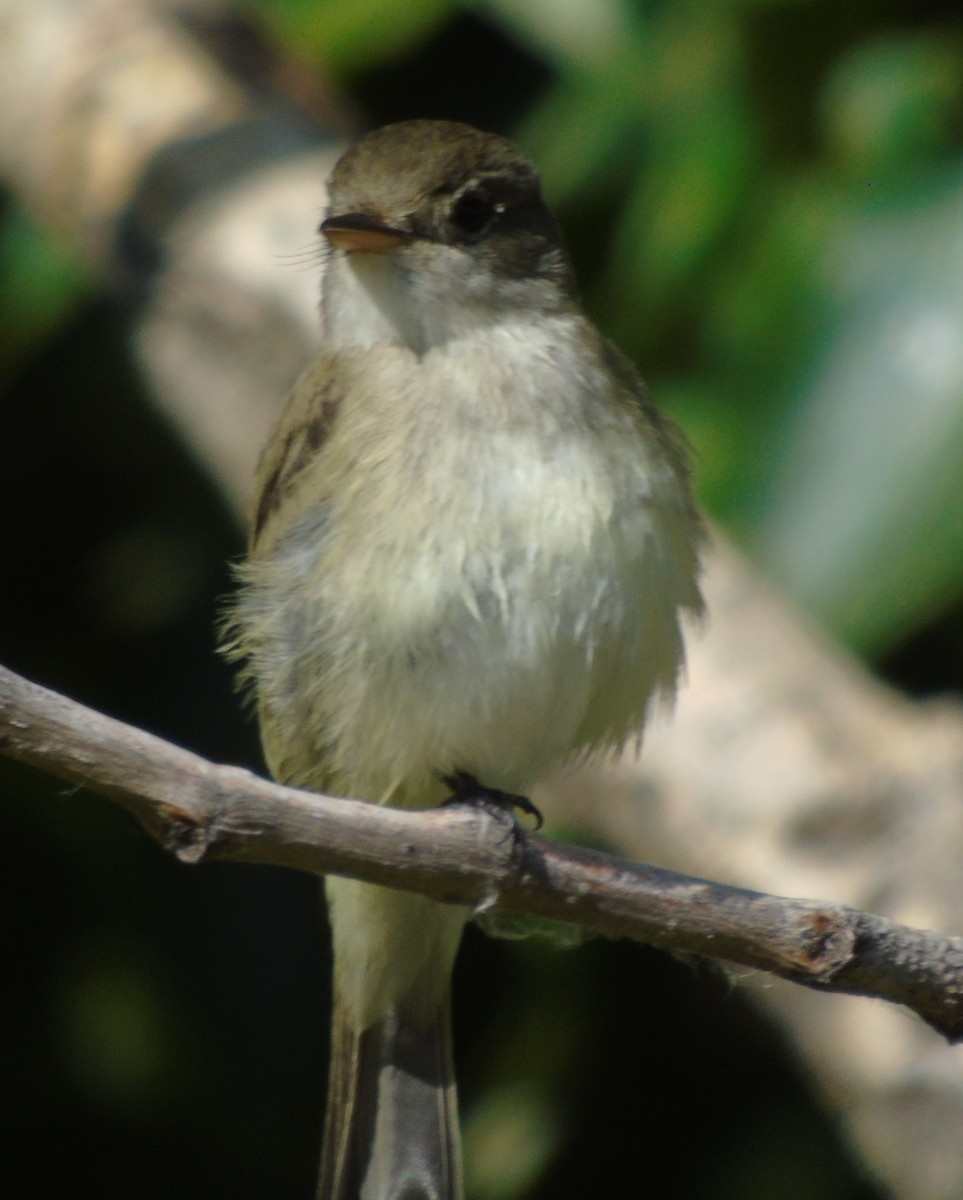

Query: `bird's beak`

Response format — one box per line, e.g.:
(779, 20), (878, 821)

(320, 212), (412, 254)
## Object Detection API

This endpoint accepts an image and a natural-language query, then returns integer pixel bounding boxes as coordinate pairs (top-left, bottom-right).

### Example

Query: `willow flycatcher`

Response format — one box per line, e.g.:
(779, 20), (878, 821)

(225, 119), (704, 1200)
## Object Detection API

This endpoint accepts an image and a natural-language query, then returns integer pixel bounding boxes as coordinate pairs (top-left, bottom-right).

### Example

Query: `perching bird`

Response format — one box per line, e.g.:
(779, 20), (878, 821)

(225, 119), (704, 1200)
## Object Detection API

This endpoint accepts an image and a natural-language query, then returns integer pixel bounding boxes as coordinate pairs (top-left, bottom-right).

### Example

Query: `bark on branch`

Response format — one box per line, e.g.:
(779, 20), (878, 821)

(4, 659), (963, 1042)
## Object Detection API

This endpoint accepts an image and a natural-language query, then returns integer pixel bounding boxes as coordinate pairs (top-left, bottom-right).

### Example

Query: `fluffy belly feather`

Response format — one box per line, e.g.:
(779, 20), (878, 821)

(246, 430), (688, 805)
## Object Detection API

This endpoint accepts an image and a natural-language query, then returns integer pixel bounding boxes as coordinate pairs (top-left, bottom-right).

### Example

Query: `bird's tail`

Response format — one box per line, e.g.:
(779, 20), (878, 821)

(318, 992), (462, 1200)
(317, 878), (466, 1200)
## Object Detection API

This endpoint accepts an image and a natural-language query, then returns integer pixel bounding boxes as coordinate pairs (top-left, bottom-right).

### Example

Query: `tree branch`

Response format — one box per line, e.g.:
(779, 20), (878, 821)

(4, 659), (962, 1042)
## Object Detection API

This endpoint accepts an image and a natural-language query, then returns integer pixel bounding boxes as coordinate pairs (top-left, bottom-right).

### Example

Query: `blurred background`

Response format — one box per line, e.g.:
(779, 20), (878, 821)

(3, 0), (963, 1197)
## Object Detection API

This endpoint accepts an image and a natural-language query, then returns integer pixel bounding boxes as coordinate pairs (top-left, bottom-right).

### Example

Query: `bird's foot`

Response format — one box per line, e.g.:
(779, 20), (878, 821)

(440, 770), (543, 831)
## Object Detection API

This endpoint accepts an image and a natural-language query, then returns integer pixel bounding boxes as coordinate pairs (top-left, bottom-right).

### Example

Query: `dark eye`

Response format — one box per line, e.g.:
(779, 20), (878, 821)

(450, 189), (500, 240)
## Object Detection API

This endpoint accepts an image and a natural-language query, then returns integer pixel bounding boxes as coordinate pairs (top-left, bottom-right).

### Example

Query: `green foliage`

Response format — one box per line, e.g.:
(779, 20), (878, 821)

(257, 0), (450, 72)
(758, 169), (963, 649)
(0, 204), (89, 379)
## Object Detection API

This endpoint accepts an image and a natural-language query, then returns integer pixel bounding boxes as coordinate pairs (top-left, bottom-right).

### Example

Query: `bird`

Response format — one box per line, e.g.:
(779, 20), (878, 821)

(224, 118), (704, 1200)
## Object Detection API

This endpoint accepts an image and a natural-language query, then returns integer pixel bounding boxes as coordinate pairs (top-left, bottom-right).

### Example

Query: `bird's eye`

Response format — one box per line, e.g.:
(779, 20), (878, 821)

(450, 189), (501, 240)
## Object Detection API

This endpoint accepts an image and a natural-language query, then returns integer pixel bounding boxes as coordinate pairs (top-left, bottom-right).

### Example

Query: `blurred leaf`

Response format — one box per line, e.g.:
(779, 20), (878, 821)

(474, 906), (589, 946)
(252, 0), (452, 73)
(463, 1082), (560, 1200)
(702, 176), (843, 388)
(80, 522), (211, 636)
(517, 51), (649, 205)
(55, 938), (180, 1111)
(601, 87), (759, 344)
(656, 374), (743, 515)
(475, 0), (639, 72)
(481, 0), (650, 202)
(0, 206), (88, 378)
(756, 170), (963, 651)
(821, 32), (963, 181)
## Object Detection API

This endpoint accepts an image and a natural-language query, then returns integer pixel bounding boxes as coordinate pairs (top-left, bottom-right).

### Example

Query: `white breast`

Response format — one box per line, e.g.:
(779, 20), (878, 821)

(247, 313), (697, 806)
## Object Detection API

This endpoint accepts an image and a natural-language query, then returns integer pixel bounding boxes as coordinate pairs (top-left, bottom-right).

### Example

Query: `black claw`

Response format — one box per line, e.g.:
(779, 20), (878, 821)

(439, 770), (543, 831)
